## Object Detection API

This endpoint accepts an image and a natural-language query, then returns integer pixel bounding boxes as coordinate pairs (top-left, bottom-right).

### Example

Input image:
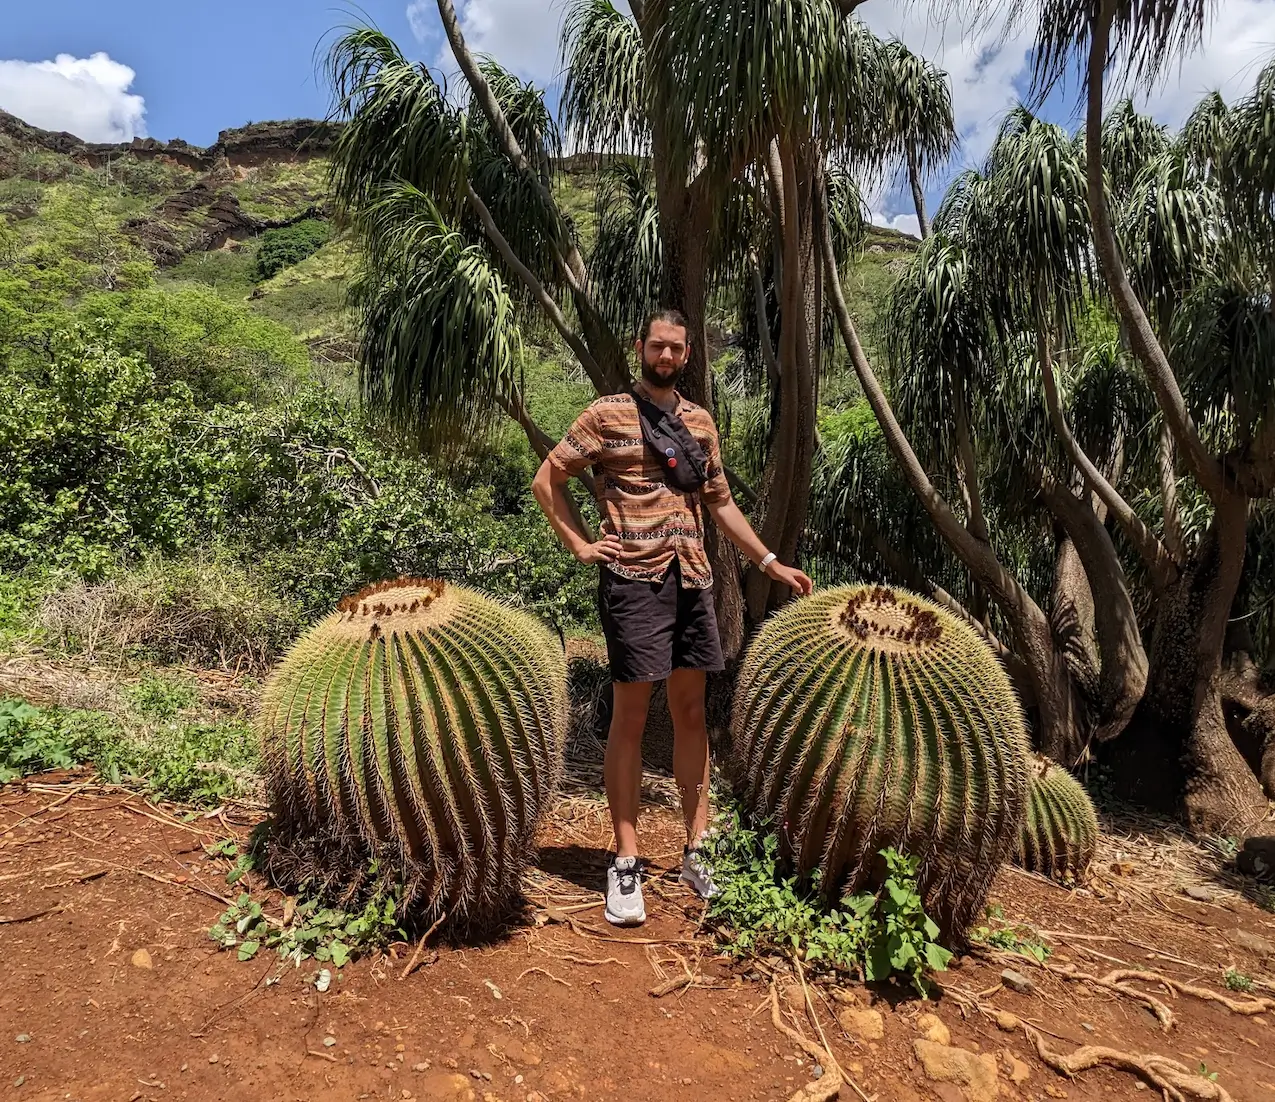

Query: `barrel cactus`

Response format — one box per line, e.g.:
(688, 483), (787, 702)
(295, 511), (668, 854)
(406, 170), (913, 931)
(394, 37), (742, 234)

(260, 579), (567, 924)
(1015, 755), (1099, 884)
(731, 585), (1031, 938)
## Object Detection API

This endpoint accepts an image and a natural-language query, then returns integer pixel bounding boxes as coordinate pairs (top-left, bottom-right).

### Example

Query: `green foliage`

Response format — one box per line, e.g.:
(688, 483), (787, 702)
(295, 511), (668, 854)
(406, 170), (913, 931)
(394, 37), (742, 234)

(704, 806), (952, 994)
(210, 889), (402, 968)
(0, 697), (258, 804)
(254, 219), (332, 282)
(77, 285), (311, 404)
(1256, 886), (1275, 913)
(971, 905), (1052, 962)
(1224, 967), (1253, 993)
(125, 673), (199, 721)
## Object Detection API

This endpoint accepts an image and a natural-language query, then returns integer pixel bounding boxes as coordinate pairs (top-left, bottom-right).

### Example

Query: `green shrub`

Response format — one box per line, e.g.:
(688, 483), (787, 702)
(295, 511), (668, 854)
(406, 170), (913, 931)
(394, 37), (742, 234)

(254, 220), (331, 282)
(704, 805), (952, 994)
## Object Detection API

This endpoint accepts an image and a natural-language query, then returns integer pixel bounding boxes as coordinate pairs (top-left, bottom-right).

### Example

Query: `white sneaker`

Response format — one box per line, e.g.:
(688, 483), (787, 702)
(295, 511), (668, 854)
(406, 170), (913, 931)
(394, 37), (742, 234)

(679, 846), (719, 900)
(605, 856), (646, 926)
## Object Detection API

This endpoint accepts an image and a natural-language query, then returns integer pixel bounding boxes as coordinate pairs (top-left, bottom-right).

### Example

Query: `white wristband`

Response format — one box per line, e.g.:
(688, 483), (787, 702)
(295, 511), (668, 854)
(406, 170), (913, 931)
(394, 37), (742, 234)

(759, 552), (778, 572)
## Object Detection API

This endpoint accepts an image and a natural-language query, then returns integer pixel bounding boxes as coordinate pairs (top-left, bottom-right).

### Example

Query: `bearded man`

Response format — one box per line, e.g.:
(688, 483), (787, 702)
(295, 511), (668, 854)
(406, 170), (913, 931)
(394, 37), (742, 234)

(532, 309), (812, 926)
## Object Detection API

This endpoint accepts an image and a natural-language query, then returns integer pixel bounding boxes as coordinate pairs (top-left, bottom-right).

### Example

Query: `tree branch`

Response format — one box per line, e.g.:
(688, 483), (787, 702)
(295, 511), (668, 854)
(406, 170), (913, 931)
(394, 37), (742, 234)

(464, 184), (610, 395)
(749, 249), (781, 385)
(906, 142), (931, 241)
(1036, 321), (1177, 590)
(1157, 421), (1186, 562)
(1084, 2), (1226, 503)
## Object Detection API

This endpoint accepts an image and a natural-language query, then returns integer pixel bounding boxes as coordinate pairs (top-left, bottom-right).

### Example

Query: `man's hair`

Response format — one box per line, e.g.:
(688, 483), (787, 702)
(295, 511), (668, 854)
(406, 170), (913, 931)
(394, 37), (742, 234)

(639, 308), (689, 342)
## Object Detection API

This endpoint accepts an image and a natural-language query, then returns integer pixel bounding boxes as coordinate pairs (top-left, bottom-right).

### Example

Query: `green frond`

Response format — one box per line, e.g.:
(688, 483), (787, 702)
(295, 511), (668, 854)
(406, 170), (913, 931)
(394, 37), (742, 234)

(1101, 98), (1171, 202)
(349, 185), (523, 455)
(880, 39), (958, 172)
(589, 159), (662, 336)
(470, 57), (562, 177)
(561, 0), (648, 155)
(825, 166), (868, 265)
(326, 26), (470, 219)
(1029, 0), (1210, 95)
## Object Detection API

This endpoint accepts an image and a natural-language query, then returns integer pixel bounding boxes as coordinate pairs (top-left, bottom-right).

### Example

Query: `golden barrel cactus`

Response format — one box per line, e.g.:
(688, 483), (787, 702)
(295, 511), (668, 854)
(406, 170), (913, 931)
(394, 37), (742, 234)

(1015, 755), (1098, 884)
(260, 579), (567, 923)
(731, 585), (1031, 937)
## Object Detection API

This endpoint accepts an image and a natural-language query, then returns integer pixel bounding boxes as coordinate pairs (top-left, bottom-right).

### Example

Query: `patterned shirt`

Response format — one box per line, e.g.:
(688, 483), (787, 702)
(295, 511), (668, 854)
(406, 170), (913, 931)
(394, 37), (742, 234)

(548, 389), (733, 589)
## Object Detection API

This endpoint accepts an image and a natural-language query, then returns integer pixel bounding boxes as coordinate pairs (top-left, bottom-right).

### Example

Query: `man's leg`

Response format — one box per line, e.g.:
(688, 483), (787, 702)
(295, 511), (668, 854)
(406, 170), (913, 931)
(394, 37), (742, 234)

(604, 680), (654, 857)
(667, 668), (710, 845)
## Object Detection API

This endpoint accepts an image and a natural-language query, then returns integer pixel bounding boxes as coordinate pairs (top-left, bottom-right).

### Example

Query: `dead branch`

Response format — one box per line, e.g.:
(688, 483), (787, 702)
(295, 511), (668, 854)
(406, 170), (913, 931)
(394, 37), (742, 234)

(768, 980), (844, 1102)
(400, 912), (447, 980)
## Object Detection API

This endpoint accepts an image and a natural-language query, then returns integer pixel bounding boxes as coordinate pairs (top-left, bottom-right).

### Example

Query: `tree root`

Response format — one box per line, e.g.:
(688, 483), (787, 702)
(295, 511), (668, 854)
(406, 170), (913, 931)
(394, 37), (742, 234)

(1102, 969), (1275, 1016)
(769, 981), (843, 1102)
(1023, 1024), (1234, 1102)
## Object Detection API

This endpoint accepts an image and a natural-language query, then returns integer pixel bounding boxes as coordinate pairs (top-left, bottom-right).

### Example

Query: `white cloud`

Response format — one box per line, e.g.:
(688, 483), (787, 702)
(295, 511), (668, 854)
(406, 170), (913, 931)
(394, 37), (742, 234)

(0, 52), (146, 142)
(1134, 0), (1275, 126)
(871, 209), (922, 239)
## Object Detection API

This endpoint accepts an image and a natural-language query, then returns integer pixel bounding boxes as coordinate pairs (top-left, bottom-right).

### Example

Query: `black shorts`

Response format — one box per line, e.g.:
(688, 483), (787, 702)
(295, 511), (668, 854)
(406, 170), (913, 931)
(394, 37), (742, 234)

(598, 559), (725, 683)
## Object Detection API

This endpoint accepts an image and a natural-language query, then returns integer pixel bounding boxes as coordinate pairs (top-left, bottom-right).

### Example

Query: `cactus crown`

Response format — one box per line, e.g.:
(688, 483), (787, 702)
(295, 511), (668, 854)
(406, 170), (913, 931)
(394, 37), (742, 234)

(836, 586), (944, 649)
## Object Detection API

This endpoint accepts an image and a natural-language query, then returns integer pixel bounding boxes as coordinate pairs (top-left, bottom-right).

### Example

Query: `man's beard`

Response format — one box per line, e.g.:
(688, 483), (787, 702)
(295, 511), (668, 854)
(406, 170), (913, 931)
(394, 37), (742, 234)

(640, 358), (683, 389)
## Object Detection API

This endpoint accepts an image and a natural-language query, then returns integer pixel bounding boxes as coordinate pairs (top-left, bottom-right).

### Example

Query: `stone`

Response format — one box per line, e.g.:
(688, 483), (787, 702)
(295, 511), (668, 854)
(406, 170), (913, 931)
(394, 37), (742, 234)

(131, 949), (153, 969)
(1236, 836), (1275, 880)
(1043, 1085), (1068, 1098)
(838, 1007), (884, 1042)
(1183, 885), (1214, 902)
(1000, 969), (1035, 995)
(991, 1011), (1019, 1032)
(14, 1034), (31, 1043)
(417, 1072), (477, 1101)
(916, 1012), (951, 1046)
(323, 1036), (337, 1047)
(913, 1040), (999, 1102)
(1001, 1052), (1030, 1085)
(413, 1062), (431, 1073)
(208, 1054), (219, 1064)
(1231, 929), (1275, 960)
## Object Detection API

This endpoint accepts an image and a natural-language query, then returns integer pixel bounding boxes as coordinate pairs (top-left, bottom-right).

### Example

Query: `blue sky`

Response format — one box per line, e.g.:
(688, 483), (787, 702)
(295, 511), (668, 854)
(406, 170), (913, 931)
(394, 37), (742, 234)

(3, 0), (1273, 234)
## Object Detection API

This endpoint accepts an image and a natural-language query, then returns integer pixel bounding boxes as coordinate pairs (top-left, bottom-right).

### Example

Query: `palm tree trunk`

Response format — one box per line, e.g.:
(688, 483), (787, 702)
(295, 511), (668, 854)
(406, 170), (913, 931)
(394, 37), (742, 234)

(1157, 422), (1186, 562)
(906, 142), (931, 240)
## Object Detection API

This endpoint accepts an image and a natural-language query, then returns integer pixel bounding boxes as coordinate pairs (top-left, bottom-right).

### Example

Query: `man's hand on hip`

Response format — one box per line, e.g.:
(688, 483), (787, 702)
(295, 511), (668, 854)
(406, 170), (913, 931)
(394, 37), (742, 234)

(765, 559), (814, 596)
(576, 532), (623, 565)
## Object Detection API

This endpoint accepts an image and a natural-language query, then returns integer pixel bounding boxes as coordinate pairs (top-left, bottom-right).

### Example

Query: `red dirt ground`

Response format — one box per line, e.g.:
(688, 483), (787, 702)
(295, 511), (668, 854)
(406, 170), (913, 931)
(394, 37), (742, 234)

(2, 774), (1274, 1102)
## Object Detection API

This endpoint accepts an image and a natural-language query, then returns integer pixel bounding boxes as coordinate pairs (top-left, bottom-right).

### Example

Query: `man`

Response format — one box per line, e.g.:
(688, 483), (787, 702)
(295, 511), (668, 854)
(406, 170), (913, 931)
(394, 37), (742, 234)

(532, 309), (813, 926)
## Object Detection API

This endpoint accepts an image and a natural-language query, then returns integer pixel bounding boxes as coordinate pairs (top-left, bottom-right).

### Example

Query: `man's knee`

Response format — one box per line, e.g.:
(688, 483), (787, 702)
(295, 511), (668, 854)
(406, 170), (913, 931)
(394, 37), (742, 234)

(609, 682), (652, 739)
(668, 689), (706, 730)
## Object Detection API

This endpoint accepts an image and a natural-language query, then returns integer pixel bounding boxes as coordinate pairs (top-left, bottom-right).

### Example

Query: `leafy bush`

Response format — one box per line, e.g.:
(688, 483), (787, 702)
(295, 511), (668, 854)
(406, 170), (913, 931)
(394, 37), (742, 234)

(211, 890), (402, 968)
(0, 697), (258, 804)
(40, 550), (306, 672)
(1224, 967), (1254, 993)
(254, 220), (331, 282)
(704, 805), (952, 994)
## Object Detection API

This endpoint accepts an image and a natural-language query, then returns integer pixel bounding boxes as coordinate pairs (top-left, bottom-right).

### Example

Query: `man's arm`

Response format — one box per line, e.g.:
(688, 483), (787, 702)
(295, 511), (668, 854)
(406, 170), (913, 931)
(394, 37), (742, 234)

(706, 497), (814, 596)
(532, 458), (622, 565)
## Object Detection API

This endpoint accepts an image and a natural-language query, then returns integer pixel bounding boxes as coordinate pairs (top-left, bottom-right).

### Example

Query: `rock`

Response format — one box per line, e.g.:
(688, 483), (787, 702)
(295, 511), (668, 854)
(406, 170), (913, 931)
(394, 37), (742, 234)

(131, 948), (153, 969)
(1000, 969), (1035, 995)
(916, 1012), (951, 1046)
(1236, 836), (1275, 880)
(1001, 1052), (1030, 1085)
(1043, 1084), (1068, 1098)
(1230, 929), (1275, 960)
(417, 1072), (477, 1101)
(15, 1034), (30, 1043)
(913, 1040), (999, 1102)
(812, 1064), (824, 1079)
(208, 1054), (219, 1064)
(13, 1076), (25, 1088)
(323, 1036), (337, 1047)
(413, 1062), (430, 1072)
(838, 1007), (884, 1041)
(991, 1011), (1019, 1032)
(1183, 885), (1214, 902)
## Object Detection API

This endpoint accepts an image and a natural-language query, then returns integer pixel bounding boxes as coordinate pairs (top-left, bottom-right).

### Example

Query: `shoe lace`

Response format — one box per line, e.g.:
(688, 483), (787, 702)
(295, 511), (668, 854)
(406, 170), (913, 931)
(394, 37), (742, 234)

(614, 860), (641, 895)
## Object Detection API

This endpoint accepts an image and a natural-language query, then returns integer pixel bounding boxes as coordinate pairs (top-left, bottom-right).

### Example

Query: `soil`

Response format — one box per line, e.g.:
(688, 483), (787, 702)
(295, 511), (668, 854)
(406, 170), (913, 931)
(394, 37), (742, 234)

(2, 772), (1275, 1102)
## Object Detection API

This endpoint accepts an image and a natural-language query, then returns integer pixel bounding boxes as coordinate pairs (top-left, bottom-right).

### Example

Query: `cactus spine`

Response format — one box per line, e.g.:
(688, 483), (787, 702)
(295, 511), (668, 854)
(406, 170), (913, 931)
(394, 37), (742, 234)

(1015, 755), (1099, 884)
(731, 585), (1031, 938)
(260, 579), (567, 922)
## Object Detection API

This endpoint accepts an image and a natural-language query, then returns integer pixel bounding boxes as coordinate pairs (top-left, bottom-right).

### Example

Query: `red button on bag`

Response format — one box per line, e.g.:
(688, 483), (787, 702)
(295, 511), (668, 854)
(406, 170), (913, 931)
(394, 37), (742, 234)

(667, 457), (678, 468)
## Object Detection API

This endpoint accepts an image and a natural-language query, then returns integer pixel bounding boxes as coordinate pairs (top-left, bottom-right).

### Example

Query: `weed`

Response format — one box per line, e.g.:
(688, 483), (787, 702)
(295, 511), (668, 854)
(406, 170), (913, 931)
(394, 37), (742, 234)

(1198, 1063), (1219, 1082)
(210, 890), (402, 968)
(703, 805), (952, 994)
(1257, 886), (1275, 914)
(971, 906), (1052, 963)
(1224, 967), (1254, 993)
(126, 672), (198, 720)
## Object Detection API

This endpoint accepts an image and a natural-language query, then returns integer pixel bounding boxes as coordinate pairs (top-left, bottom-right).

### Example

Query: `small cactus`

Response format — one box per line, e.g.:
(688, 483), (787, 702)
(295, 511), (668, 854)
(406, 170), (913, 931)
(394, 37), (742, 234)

(731, 585), (1031, 938)
(1015, 755), (1098, 884)
(260, 579), (567, 923)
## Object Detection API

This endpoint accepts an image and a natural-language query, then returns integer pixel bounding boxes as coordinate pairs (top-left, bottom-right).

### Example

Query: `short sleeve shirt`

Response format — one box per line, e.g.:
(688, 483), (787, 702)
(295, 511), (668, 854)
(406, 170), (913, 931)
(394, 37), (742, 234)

(548, 389), (733, 589)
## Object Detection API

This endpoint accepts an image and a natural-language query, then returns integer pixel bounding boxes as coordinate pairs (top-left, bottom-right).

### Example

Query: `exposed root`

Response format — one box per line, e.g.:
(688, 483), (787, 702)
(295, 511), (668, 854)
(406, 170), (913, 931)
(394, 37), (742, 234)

(399, 912), (447, 980)
(516, 966), (572, 988)
(1101, 969), (1275, 1016)
(1023, 1024), (1234, 1102)
(769, 980), (843, 1102)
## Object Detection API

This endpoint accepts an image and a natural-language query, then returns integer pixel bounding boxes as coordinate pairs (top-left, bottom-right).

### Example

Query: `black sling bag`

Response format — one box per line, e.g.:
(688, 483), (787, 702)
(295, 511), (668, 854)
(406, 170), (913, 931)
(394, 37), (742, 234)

(631, 390), (709, 494)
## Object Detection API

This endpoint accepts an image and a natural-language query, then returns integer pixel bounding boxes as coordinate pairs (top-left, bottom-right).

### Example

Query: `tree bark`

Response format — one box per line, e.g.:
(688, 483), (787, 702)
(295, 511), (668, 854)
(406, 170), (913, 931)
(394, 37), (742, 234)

(906, 142), (931, 240)
(1106, 493), (1269, 835)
